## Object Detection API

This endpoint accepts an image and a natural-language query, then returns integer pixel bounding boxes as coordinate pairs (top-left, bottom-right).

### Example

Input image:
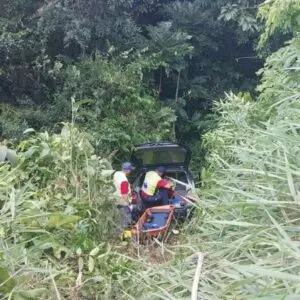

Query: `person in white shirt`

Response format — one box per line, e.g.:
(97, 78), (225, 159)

(113, 162), (135, 237)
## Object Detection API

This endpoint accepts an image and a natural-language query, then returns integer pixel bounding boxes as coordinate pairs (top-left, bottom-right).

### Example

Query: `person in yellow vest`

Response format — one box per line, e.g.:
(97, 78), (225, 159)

(141, 166), (171, 207)
(113, 162), (135, 237)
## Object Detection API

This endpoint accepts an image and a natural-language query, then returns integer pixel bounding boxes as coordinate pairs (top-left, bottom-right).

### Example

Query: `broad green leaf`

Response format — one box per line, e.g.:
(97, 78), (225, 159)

(0, 146), (7, 162)
(206, 220), (263, 227)
(47, 214), (81, 228)
(0, 267), (16, 293)
(76, 248), (82, 256)
(6, 149), (18, 165)
(89, 247), (100, 257)
(78, 257), (84, 271)
(88, 256), (95, 273)
(0, 226), (5, 237)
(13, 288), (48, 299)
(100, 169), (115, 177)
(23, 128), (36, 134)
(234, 264), (300, 282)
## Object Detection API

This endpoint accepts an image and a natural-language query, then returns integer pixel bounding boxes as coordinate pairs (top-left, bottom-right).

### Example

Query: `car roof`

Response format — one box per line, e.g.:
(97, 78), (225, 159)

(135, 142), (180, 149)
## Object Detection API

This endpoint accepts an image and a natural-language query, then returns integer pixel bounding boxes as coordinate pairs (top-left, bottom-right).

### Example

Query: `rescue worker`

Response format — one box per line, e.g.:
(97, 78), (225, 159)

(113, 162), (135, 237)
(141, 166), (171, 207)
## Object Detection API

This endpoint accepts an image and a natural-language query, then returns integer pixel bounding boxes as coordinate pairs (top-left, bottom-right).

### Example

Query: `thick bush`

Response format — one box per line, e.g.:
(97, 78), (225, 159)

(0, 124), (138, 298)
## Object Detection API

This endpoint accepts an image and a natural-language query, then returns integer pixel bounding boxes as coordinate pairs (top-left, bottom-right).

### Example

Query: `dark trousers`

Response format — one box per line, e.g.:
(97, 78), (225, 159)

(142, 189), (170, 207)
(116, 205), (132, 237)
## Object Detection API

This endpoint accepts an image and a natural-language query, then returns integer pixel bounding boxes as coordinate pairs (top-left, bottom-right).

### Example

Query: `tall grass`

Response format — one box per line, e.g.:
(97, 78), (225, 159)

(1, 94), (300, 299)
(0, 124), (131, 298)
(115, 89), (300, 299)
(130, 38), (300, 298)
(194, 92), (300, 298)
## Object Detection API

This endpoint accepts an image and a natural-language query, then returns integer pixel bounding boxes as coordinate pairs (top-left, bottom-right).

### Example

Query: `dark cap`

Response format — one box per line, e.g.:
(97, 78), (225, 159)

(156, 166), (166, 173)
(122, 162), (135, 170)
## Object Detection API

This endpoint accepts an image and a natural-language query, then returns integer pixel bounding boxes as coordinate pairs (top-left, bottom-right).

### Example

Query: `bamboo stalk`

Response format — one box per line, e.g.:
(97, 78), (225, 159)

(50, 267), (62, 300)
(173, 70), (181, 140)
(137, 223), (140, 258)
(166, 176), (194, 190)
(159, 66), (163, 95)
(191, 252), (204, 300)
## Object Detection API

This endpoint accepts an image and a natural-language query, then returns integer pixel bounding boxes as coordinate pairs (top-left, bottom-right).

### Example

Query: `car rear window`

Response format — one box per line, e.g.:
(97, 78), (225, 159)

(165, 171), (188, 183)
(136, 150), (186, 165)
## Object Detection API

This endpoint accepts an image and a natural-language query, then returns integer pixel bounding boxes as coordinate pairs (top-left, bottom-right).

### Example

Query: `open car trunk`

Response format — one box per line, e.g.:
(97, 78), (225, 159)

(130, 142), (197, 222)
(136, 169), (191, 194)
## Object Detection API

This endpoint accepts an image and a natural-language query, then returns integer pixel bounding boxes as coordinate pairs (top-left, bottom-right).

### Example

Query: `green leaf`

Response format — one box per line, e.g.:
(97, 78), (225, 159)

(89, 247), (100, 257)
(0, 267), (16, 293)
(76, 248), (82, 256)
(6, 149), (17, 165)
(47, 214), (81, 229)
(0, 226), (5, 237)
(88, 256), (95, 273)
(78, 257), (84, 271)
(234, 264), (300, 282)
(13, 288), (48, 299)
(86, 165), (95, 176)
(206, 220), (263, 227)
(0, 146), (7, 161)
(23, 128), (36, 134)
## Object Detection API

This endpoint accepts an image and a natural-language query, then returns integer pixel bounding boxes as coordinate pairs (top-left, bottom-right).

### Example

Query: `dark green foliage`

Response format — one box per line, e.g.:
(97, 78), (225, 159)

(0, 124), (140, 298)
(0, 0), (263, 155)
(195, 26), (300, 295)
(161, 0), (262, 135)
(50, 53), (175, 160)
(258, 0), (300, 46)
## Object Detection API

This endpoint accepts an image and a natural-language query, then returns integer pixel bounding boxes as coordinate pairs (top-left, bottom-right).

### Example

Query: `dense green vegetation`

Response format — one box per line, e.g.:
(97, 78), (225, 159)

(1, 0), (300, 298)
(1, 0), (265, 156)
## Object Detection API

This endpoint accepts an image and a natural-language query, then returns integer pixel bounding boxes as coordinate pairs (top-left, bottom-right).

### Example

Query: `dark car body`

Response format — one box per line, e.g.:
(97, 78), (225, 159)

(130, 142), (196, 221)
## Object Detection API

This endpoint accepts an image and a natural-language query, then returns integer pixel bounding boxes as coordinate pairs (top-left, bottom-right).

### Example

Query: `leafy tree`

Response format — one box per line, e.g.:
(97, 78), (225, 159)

(156, 0), (262, 147)
(0, 0), (148, 106)
(0, 0), (47, 104)
(50, 52), (176, 161)
(257, 0), (300, 113)
(37, 0), (143, 56)
(147, 21), (193, 93)
(0, 0), (265, 162)
(147, 21), (193, 138)
(258, 0), (300, 46)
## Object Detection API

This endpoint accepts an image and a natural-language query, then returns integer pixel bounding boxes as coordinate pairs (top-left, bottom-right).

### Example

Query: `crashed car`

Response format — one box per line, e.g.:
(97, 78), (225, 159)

(130, 142), (197, 221)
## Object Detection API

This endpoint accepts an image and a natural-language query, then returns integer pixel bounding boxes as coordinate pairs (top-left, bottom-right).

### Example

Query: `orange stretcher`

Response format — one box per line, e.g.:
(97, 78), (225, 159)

(132, 205), (175, 237)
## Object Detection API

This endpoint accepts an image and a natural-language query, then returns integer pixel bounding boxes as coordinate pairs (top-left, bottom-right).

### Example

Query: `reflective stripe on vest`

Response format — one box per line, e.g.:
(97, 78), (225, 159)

(113, 171), (131, 198)
(141, 171), (161, 196)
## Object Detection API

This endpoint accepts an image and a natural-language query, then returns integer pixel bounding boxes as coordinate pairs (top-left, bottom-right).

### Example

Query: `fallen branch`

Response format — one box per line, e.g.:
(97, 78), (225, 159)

(191, 252), (204, 300)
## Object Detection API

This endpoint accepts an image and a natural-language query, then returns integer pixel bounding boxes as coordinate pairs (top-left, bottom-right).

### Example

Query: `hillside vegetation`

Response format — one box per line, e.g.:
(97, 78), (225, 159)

(1, 0), (300, 299)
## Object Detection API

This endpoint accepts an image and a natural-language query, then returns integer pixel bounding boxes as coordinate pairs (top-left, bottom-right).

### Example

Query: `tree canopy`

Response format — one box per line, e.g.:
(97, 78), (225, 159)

(1, 0), (266, 154)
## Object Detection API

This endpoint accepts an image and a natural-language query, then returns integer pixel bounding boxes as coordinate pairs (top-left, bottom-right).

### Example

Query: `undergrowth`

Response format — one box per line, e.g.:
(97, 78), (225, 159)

(0, 124), (132, 299)
(1, 84), (300, 299)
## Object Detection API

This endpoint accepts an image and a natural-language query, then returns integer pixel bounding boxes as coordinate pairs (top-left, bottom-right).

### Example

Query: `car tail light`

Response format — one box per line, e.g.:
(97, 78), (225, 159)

(131, 191), (138, 204)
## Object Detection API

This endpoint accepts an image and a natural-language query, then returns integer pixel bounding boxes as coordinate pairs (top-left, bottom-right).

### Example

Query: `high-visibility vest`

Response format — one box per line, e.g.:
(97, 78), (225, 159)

(113, 171), (131, 200)
(141, 171), (161, 196)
